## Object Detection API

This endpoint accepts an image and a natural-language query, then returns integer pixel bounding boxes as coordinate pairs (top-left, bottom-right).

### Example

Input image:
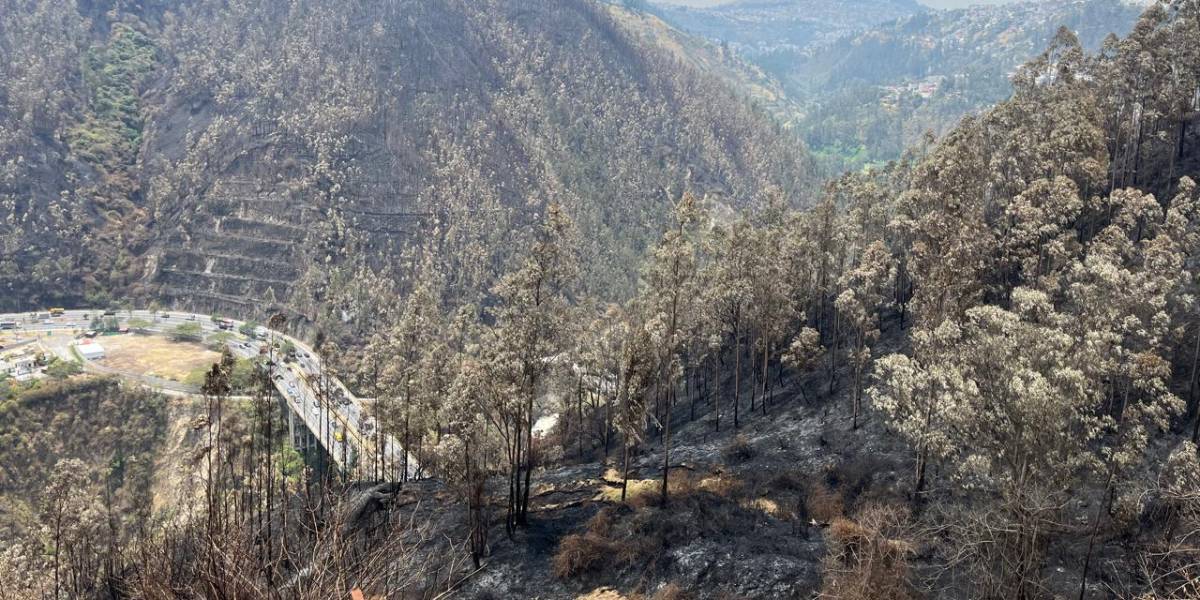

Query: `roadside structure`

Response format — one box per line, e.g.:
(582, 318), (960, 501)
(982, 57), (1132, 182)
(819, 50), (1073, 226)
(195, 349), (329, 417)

(76, 341), (106, 360)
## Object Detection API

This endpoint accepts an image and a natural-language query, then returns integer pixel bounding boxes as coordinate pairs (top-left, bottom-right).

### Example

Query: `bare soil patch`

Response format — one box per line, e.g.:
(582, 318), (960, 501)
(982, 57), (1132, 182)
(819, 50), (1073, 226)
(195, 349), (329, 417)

(94, 334), (220, 382)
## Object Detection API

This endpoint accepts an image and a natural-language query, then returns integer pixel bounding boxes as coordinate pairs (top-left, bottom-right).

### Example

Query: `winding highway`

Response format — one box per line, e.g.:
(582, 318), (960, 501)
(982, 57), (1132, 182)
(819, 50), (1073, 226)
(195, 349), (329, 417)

(0, 308), (416, 480)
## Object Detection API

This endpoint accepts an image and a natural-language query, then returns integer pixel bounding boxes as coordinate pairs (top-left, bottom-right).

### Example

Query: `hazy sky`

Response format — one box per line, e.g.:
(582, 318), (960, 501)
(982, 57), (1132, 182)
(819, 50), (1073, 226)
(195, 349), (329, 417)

(916, 0), (1020, 8)
(657, 0), (1027, 9)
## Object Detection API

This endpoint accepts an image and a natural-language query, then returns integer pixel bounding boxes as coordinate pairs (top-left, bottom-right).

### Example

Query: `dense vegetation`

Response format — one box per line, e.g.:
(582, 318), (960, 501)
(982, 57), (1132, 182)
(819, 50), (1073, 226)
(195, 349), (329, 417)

(0, 378), (167, 562)
(787, 0), (1144, 172)
(0, 0), (816, 327)
(334, 3), (1197, 597)
(1, 0), (1199, 598)
(647, 0), (1145, 173)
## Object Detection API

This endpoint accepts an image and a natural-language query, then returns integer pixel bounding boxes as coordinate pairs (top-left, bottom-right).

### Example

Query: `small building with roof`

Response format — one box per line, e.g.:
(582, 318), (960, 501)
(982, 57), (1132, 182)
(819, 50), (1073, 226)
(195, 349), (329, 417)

(76, 341), (105, 360)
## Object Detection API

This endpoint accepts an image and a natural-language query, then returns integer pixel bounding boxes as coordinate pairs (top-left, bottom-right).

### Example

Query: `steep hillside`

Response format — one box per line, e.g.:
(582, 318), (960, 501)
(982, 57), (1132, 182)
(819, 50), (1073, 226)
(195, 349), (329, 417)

(791, 0), (1145, 168)
(0, 9), (155, 311)
(1, 2), (1198, 598)
(646, 0), (925, 56)
(645, 0), (1144, 172)
(604, 3), (805, 125)
(0, 377), (169, 542)
(0, 0), (816, 323)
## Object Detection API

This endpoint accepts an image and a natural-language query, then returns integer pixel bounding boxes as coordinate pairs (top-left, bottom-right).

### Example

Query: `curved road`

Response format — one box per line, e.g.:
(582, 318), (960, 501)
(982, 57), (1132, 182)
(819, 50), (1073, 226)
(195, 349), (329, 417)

(1, 308), (415, 479)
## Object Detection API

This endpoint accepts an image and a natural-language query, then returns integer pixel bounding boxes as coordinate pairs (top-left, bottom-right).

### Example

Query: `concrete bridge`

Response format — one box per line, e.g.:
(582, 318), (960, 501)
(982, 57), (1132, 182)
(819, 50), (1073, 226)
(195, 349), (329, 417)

(0, 308), (416, 480)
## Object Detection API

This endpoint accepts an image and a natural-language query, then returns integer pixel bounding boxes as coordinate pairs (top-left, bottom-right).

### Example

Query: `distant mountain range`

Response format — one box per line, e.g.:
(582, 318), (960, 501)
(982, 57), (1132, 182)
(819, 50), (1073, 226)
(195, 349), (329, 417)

(644, 0), (1146, 171)
(646, 0), (926, 57)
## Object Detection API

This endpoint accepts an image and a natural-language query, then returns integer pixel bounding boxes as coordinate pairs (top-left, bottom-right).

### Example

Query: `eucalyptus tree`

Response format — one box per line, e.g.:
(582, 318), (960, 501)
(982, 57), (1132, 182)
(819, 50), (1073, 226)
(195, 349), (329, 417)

(747, 189), (796, 415)
(612, 301), (656, 502)
(835, 240), (895, 429)
(640, 192), (704, 504)
(484, 202), (579, 528)
(703, 216), (758, 429)
(438, 352), (500, 568)
(782, 326), (823, 403)
(874, 290), (1103, 596)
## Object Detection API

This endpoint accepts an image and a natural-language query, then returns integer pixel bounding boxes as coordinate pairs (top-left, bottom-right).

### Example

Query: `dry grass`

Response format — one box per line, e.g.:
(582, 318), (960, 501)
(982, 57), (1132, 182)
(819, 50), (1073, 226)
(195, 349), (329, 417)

(746, 497), (784, 518)
(554, 509), (620, 579)
(635, 583), (689, 600)
(597, 471), (746, 508)
(807, 483), (845, 524)
(820, 503), (918, 600)
(94, 334), (220, 382)
(596, 476), (658, 504)
(575, 588), (629, 600)
(560, 471), (768, 583)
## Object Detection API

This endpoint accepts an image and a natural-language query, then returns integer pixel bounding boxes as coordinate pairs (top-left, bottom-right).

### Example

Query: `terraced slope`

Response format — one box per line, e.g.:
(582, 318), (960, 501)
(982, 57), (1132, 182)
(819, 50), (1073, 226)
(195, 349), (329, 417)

(0, 0), (817, 323)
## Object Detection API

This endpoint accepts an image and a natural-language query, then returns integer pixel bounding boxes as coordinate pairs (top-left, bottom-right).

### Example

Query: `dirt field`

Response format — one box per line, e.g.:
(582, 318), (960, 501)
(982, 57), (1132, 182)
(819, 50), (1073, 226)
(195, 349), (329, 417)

(0, 332), (36, 348)
(94, 334), (220, 382)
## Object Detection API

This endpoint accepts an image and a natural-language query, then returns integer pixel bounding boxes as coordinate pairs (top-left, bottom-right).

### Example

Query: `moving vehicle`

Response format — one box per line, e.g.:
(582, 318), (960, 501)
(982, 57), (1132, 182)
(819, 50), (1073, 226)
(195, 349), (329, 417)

(49, 307), (65, 316)
(0, 321), (16, 330)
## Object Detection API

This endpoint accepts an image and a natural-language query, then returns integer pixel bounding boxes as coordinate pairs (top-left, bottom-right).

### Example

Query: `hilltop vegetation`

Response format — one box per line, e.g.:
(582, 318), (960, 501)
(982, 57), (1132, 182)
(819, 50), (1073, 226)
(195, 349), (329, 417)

(1, 0), (1199, 599)
(645, 0), (924, 55)
(646, 0), (1145, 172)
(332, 4), (1200, 597)
(790, 0), (1145, 171)
(0, 377), (167, 544)
(0, 0), (816, 326)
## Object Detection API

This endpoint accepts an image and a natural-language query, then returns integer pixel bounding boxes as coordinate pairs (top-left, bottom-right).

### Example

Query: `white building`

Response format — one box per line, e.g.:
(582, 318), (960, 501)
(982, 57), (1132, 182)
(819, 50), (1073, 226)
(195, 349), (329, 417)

(76, 342), (105, 360)
(0, 351), (38, 377)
